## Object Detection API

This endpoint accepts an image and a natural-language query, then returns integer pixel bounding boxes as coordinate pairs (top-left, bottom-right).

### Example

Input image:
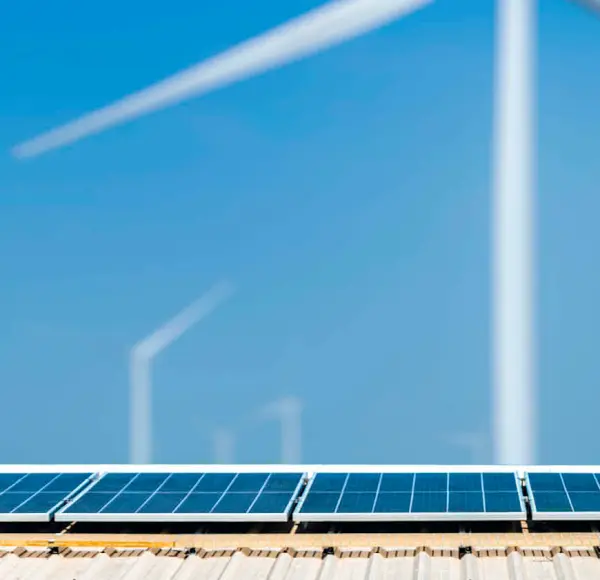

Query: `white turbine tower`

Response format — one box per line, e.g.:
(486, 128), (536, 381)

(130, 281), (234, 464)
(261, 396), (303, 465)
(212, 427), (236, 464)
(11, 0), (598, 465)
(492, 0), (536, 466)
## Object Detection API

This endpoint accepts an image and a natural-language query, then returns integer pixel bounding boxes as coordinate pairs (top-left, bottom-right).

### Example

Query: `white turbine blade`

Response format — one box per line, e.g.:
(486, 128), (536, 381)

(134, 280), (234, 358)
(12, 0), (432, 159)
(492, 0), (536, 465)
(129, 280), (233, 465)
(572, 0), (600, 13)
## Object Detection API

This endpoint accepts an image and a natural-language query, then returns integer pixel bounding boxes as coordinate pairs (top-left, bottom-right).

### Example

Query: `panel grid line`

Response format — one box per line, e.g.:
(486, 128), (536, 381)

(594, 474), (600, 492)
(246, 474), (273, 513)
(209, 473), (241, 513)
(333, 473), (350, 513)
(294, 471), (525, 521)
(1, 474), (30, 496)
(171, 473), (207, 514)
(480, 473), (487, 512)
(408, 473), (416, 513)
(558, 473), (575, 512)
(76, 472), (116, 514)
(135, 473), (174, 514)
(370, 473), (383, 514)
(445, 473), (449, 513)
(10, 473), (63, 514)
(99, 473), (142, 513)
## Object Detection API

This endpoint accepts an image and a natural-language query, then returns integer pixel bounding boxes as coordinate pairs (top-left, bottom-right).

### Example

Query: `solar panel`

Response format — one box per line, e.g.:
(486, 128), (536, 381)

(526, 472), (600, 520)
(55, 472), (305, 522)
(0, 472), (93, 522)
(294, 472), (526, 522)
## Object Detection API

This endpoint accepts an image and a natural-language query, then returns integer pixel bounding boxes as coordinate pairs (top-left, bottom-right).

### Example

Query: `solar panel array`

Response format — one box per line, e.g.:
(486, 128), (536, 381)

(3, 469), (600, 524)
(526, 472), (600, 520)
(56, 472), (304, 522)
(294, 472), (526, 522)
(0, 473), (92, 522)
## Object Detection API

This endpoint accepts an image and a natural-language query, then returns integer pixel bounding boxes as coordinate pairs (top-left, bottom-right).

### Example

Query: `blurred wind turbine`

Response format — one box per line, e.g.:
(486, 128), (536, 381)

(492, 0), (536, 466)
(130, 280), (234, 464)
(10, 0), (431, 158)
(260, 396), (303, 464)
(212, 427), (235, 464)
(574, 0), (600, 13)
(13, 0), (600, 466)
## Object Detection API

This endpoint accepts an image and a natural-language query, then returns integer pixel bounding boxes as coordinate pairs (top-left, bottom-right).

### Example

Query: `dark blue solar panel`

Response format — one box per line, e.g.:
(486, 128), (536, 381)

(448, 492), (484, 513)
(414, 473), (447, 493)
(93, 474), (136, 493)
(58, 472), (304, 522)
(297, 472), (524, 521)
(411, 492), (446, 512)
(176, 493), (221, 514)
(138, 493), (186, 513)
(345, 474), (379, 493)
(0, 472), (92, 521)
(310, 473), (346, 493)
(195, 473), (234, 492)
(264, 473), (302, 493)
(562, 474), (599, 493)
(14, 493), (68, 514)
(449, 473), (481, 493)
(298, 491), (340, 513)
(374, 492), (411, 513)
(337, 492), (376, 513)
(483, 473), (519, 492)
(484, 491), (522, 513)
(126, 474), (169, 492)
(250, 492), (292, 514)
(569, 492), (600, 512)
(528, 473), (564, 493)
(101, 493), (152, 513)
(526, 472), (600, 519)
(380, 474), (413, 492)
(161, 474), (200, 492)
(532, 491), (571, 512)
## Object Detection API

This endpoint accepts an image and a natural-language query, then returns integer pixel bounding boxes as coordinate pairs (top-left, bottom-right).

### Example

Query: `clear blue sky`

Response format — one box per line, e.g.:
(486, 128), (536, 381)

(1, 0), (599, 466)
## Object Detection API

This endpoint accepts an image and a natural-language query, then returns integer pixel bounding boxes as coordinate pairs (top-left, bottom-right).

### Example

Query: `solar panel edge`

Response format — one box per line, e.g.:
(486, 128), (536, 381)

(56, 471), (308, 523)
(283, 472), (307, 519)
(52, 473), (104, 521)
(292, 471), (527, 523)
(54, 511), (292, 523)
(513, 472), (528, 518)
(292, 470), (321, 520)
(0, 472), (98, 523)
(524, 471), (600, 521)
(293, 510), (527, 523)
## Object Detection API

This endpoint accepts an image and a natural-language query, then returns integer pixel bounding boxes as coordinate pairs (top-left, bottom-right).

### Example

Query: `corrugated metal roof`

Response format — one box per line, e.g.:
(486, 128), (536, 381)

(0, 545), (599, 579)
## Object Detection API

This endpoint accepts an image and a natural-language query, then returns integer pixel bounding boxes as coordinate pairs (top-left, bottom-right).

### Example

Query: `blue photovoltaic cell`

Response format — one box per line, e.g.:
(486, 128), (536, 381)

(526, 472), (600, 519)
(57, 472), (304, 522)
(0, 473), (92, 521)
(296, 472), (525, 521)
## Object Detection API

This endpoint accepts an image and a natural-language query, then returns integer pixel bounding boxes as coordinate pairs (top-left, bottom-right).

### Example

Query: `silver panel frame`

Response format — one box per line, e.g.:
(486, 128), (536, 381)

(525, 471), (600, 521)
(55, 472), (307, 523)
(0, 472), (97, 523)
(293, 471), (527, 523)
